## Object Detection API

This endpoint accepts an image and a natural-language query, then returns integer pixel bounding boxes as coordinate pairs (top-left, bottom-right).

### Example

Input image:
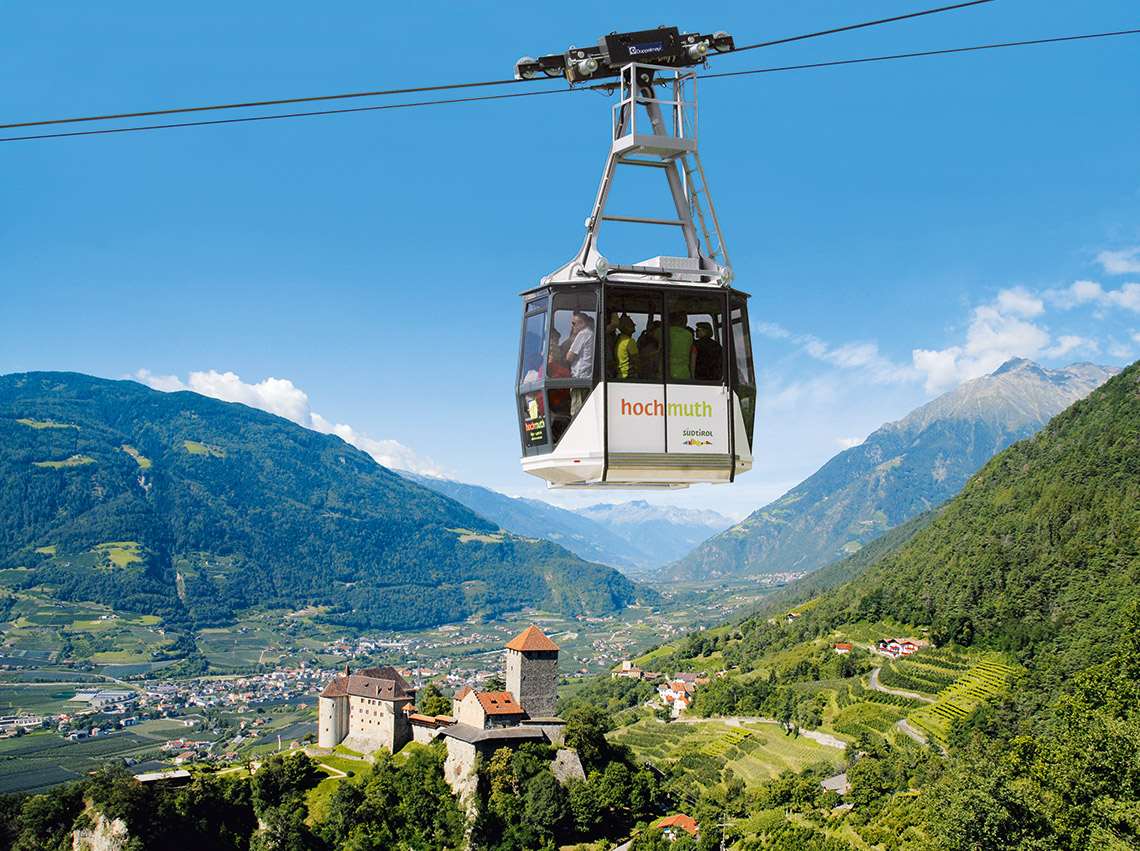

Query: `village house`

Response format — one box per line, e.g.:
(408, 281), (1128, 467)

(611, 660), (645, 680)
(658, 678), (698, 718)
(657, 814), (699, 840)
(875, 638), (928, 659)
(820, 772), (850, 795)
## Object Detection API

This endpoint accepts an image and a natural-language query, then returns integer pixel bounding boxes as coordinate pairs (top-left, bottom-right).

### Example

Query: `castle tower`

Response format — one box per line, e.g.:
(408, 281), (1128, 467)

(504, 625), (559, 719)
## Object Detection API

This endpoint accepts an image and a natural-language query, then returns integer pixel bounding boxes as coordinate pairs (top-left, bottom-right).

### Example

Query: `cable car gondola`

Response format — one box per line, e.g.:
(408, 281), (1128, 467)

(515, 29), (755, 489)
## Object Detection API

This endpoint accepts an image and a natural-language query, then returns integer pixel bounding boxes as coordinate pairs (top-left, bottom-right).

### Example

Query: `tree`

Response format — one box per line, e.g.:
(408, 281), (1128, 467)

(486, 675), (506, 692)
(565, 779), (603, 835)
(523, 771), (568, 838)
(418, 682), (451, 716)
(563, 706), (613, 772)
(251, 800), (316, 851)
(251, 753), (318, 815)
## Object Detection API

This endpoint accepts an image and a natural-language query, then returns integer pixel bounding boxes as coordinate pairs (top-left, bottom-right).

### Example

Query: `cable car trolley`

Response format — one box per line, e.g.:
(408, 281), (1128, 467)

(515, 28), (755, 489)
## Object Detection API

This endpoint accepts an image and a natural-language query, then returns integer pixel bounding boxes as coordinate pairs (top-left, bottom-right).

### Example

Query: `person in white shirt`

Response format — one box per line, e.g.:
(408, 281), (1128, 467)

(565, 311), (595, 415)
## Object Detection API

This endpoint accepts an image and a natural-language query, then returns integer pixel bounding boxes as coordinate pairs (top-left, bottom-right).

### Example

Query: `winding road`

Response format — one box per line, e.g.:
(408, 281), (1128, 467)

(868, 667), (935, 703)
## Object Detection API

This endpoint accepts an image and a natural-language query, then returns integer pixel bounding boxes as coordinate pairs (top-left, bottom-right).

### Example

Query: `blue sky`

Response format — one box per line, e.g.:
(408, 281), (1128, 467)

(3, 1), (1138, 520)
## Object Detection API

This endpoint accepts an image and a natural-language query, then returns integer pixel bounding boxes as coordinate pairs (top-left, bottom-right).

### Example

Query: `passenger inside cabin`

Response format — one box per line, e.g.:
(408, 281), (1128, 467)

(668, 311), (696, 380)
(693, 321), (723, 381)
(638, 318), (662, 380)
(565, 311), (595, 416)
(614, 314), (641, 379)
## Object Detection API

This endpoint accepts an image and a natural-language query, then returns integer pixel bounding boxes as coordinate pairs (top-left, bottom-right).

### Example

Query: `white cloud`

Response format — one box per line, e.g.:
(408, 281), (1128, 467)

(836, 436), (864, 451)
(1097, 247), (1140, 275)
(1107, 282), (1140, 312)
(912, 290), (1054, 394)
(996, 286), (1044, 318)
(133, 369), (450, 477)
(912, 347), (969, 393)
(1046, 280), (1140, 314)
(1108, 338), (1137, 359)
(133, 370), (187, 392)
(1042, 334), (1096, 359)
(765, 328), (914, 385)
(755, 322), (791, 340)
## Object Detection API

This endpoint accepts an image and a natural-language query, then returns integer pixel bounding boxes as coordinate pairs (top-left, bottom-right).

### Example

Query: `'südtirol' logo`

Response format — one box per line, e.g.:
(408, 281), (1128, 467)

(682, 438), (712, 446)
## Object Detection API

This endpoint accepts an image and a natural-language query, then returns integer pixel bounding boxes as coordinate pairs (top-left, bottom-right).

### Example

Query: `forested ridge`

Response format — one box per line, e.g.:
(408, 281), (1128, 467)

(0, 372), (652, 631)
(665, 359), (1115, 581)
(806, 359), (1140, 703)
(634, 360), (1140, 848)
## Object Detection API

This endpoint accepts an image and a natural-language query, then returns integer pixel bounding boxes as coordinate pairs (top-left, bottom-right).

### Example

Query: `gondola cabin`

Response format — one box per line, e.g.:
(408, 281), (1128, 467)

(514, 33), (754, 488)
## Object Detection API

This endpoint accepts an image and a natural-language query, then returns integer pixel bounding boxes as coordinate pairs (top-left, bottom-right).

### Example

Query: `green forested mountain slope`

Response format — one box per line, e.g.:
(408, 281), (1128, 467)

(635, 363), (1140, 849)
(797, 359), (1140, 697)
(0, 372), (650, 629)
(662, 359), (1116, 582)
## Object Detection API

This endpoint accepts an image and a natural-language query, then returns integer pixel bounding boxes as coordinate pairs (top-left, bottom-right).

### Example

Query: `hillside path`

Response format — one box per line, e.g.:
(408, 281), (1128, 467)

(895, 719), (928, 745)
(869, 667), (936, 703)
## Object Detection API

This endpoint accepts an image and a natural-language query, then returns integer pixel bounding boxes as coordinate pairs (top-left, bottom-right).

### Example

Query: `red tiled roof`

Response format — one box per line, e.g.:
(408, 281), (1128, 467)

(454, 686), (473, 701)
(658, 814), (698, 835)
(505, 625), (559, 652)
(476, 691), (525, 715)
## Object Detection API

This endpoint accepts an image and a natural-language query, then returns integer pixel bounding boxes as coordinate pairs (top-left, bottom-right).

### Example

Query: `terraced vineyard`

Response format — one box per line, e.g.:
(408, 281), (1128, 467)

(701, 728), (752, 757)
(832, 700), (907, 743)
(907, 660), (1018, 746)
(610, 718), (841, 788)
(876, 649), (971, 697)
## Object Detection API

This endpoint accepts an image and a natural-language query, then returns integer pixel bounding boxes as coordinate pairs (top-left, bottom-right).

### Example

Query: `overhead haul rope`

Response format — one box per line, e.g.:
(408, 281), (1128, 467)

(0, 0), (1000, 134)
(2, 28), (1138, 143)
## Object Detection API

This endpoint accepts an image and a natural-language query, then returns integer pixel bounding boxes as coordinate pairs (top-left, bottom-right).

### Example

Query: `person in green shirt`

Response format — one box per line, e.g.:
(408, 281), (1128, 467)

(668, 311), (696, 380)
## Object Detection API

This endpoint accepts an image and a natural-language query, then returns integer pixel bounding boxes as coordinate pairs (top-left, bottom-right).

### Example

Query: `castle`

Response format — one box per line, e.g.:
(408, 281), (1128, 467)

(318, 624), (567, 793)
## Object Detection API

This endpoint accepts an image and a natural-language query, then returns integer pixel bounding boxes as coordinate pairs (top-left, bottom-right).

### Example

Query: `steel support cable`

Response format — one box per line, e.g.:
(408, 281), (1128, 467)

(703, 29), (1140, 82)
(2, 29), (1138, 143)
(0, 0), (1005, 133)
(730, 0), (998, 52)
(0, 87), (574, 142)
(0, 77), (525, 132)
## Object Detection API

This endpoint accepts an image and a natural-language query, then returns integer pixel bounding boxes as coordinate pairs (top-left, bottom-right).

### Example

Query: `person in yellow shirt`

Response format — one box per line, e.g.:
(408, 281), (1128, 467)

(614, 314), (641, 379)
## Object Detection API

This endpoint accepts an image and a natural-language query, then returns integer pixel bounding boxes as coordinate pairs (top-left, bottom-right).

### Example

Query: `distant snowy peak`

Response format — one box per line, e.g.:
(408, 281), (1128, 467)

(578, 500), (733, 530)
(398, 473), (728, 572)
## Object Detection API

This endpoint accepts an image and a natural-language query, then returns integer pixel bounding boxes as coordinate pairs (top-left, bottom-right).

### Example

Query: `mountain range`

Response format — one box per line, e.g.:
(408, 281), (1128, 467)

(659, 359), (1117, 582)
(783, 356), (1140, 697)
(402, 473), (731, 573)
(0, 372), (654, 631)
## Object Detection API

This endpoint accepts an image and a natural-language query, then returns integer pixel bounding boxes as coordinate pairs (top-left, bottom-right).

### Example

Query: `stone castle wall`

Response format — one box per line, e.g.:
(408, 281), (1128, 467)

(506, 648), (558, 718)
(318, 695), (347, 749)
(340, 695), (413, 755)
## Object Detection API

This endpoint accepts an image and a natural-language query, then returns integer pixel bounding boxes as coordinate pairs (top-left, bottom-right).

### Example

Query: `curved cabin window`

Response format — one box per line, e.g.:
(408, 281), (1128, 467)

(518, 297), (550, 455)
(518, 289), (600, 455)
(549, 291), (598, 438)
(730, 293), (756, 449)
(664, 293), (727, 384)
(603, 290), (663, 382)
